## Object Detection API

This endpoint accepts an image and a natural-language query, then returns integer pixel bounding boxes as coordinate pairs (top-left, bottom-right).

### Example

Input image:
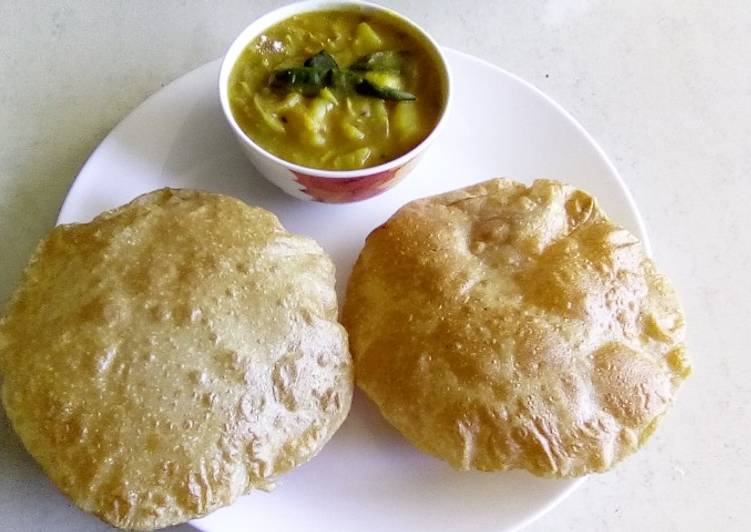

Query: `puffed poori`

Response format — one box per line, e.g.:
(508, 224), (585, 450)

(343, 178), (689, 478)
(0, 189), (352, 529)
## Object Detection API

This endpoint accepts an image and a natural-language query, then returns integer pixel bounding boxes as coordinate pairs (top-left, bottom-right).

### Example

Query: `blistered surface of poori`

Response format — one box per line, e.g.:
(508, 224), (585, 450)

(343, 178), (689, 477)
(0, 189), (352, 530)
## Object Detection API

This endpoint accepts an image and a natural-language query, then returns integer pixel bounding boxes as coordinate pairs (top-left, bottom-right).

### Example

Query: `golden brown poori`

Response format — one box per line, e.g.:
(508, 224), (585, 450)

(343, 178), (689, 477)
(0, 189), (353, 530)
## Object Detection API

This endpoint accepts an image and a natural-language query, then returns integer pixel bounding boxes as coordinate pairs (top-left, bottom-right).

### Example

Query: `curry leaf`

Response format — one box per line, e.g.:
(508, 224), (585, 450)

(356, 78), (416, 101)
(270, 67), (328, 96)
(304, 50), (339, 70)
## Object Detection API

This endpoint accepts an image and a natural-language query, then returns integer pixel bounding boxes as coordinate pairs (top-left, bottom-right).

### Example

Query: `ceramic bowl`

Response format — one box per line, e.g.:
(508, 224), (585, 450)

(218, 0), (452, 203)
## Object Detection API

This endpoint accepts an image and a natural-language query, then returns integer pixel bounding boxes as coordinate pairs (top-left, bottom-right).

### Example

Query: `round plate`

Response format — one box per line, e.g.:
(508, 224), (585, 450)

(58, 48), (649, 532)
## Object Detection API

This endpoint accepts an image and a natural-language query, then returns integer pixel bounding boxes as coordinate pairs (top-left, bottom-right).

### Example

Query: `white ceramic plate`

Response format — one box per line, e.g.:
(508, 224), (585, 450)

(58, 48), (649, 532)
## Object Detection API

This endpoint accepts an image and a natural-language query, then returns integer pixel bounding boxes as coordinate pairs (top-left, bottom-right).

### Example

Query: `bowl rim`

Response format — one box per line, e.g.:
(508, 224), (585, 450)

(218, 0), (453, 179)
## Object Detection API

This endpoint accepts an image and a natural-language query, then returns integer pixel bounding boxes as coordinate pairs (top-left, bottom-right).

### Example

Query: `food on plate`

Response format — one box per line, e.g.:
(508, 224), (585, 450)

(227, 8), (446, 170)
(0, 189), (353, 530)
(343, 178), (689, 478)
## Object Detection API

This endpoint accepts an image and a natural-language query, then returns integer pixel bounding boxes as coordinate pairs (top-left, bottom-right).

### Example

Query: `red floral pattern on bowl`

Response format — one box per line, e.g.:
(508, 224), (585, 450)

(291, 163), (411, 203)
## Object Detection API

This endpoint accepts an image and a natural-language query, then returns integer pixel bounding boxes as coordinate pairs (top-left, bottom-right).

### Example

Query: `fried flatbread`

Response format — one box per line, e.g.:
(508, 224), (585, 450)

(343, 178), (688, 477)
(0, 188), (352, 529)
